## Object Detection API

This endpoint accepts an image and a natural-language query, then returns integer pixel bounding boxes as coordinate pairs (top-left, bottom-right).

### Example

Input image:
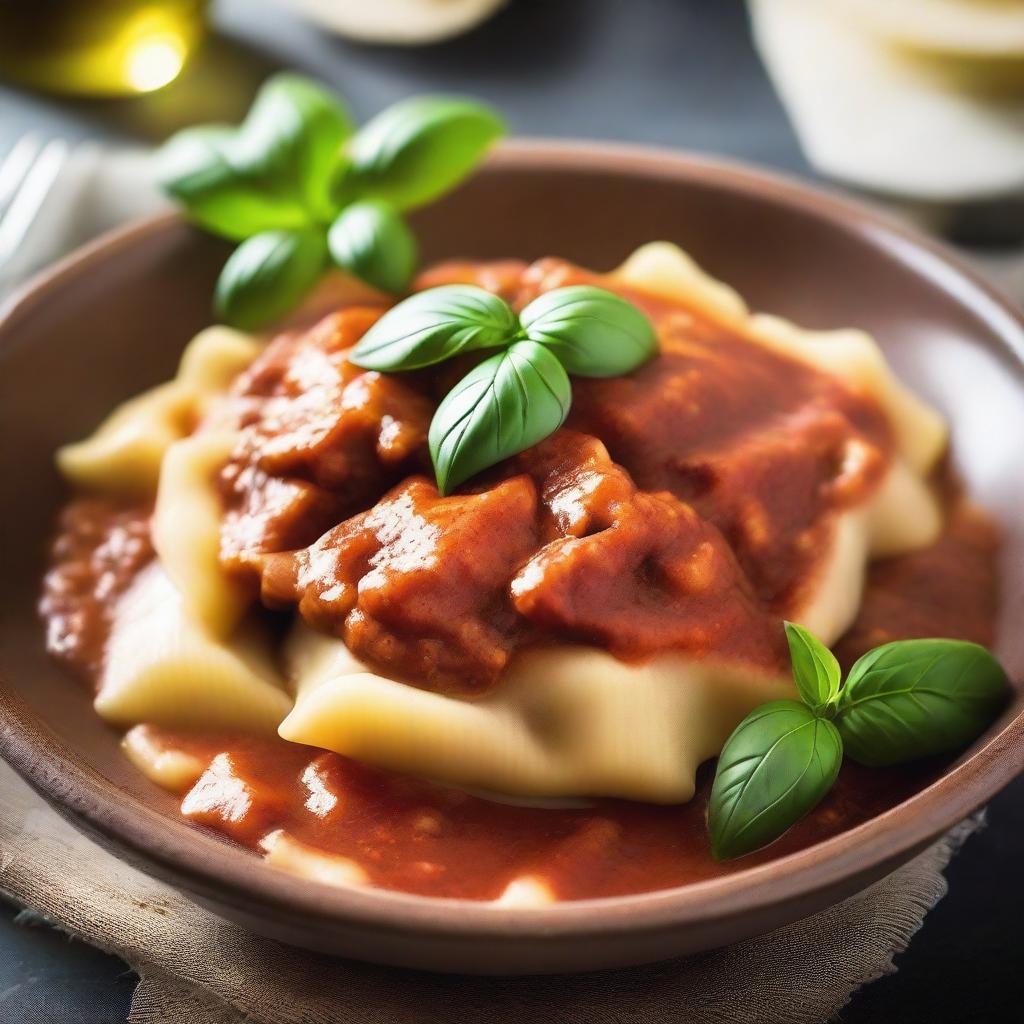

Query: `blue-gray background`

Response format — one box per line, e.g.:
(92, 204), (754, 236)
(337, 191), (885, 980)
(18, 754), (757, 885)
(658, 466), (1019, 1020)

(1, 1), (1021, 1020)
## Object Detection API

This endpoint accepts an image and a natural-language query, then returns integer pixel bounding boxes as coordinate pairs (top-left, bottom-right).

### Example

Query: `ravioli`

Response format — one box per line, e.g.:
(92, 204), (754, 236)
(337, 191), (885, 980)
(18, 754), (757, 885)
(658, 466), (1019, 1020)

(59, 243), (949, 806)
(96, 563), (290, 733)
(270, 244), (946, 801)
(280, 623), (795, 802)
(56, 327), (260, 496)
(152, 432), (251, 638)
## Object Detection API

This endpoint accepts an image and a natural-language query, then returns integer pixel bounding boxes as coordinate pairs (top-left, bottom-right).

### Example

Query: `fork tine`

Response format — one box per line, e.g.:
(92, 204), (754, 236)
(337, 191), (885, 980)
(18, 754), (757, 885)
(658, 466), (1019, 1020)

(0, 137), (71, 271)
(0, 133), (43, 215)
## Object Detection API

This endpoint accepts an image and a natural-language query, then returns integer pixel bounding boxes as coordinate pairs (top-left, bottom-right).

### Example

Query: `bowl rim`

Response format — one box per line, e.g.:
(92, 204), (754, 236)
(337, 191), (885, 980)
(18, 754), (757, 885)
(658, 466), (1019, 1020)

(1, 138), (1022, 944)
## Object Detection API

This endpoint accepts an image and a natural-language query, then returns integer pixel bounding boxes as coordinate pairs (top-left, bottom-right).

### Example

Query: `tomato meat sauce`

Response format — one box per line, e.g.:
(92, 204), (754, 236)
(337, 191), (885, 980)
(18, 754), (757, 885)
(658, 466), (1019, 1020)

(221, 258), (892, 693)
(40, 258), (1000, 901)
(132, 725), (938, 901)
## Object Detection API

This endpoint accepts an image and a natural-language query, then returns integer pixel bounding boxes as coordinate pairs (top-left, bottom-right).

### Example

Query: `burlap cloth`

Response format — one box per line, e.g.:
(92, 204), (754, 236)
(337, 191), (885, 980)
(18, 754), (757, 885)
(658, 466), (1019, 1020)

(0, 757), (980, 1024)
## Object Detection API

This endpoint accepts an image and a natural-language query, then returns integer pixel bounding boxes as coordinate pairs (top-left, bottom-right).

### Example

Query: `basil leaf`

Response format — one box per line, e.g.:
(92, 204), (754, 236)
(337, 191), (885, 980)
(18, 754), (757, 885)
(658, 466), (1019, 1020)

(785, 621), (841, 713)
(327, 200), (417, 295)
(156, 126), (310, 241)
(232, 73), (355, 220)
(214, 228), (327, 331)
(836, 639), (1008, 767)
(429, 340), (570, 494)
(350, 284), (518, 371)
(709, 700), (843, 860)
(342, 96), (504, 211)
(518, 286), (658, 377)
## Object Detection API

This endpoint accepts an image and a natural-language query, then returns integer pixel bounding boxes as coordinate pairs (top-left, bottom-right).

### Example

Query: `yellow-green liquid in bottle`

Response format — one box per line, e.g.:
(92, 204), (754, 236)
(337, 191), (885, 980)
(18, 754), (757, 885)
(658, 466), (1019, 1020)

(0, 0), (209, 97)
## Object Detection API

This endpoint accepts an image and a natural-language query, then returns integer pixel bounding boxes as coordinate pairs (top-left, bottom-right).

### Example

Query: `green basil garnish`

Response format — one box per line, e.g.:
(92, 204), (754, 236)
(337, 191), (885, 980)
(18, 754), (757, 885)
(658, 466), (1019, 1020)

(340, 96), (504, 211)
(709, 699), (843, 861)
(229, 74), (355, 222)
(157, 125), (311, 242)
(159, 78), (503, 325)
(213, 228), (326, 331)
(785, 621), (841, 713)
(158, 75), (353, 236)
(429, 341), (571, 495)
(835, 639), (1008, 767)
(327, 200), (418, 296)
(709, 626), (1009, 860)
(519, 285), (658, 377)
(347, 282), (657, 491)
(350, 284), (518, 371)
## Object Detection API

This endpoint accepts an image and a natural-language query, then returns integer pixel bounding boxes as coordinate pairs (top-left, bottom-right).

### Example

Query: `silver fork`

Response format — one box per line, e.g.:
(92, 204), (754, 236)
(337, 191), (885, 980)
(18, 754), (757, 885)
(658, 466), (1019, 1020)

(0, 134), (73, 289)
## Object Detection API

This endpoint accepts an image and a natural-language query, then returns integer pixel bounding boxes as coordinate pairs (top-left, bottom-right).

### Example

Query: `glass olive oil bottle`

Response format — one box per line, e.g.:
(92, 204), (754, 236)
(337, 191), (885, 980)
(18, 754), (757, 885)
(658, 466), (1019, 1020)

(0, 0), (209, 96)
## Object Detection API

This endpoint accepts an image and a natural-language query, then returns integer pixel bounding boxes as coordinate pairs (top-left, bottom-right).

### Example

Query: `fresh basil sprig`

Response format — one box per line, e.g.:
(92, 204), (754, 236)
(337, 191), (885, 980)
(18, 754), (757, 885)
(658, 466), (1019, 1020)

(835, 639), (1008, 767)
(157, 125), (312, 241)
(351, 285), (518, 371)
(518, 285), (660, 377)
(214, 228), (327, 331)
(709, 700), (842, 862)
(229, 74), (355, 221)
(349, 282), (657, 492)
(158, 76), (353, 240)
(338, 96), (505, 211)
(785, 621), (841, 713)
(430, 341), (571, 494)
(326, 200), (418, 297)
(708, 624), (1009, 861)
(158, 75), (503, 328)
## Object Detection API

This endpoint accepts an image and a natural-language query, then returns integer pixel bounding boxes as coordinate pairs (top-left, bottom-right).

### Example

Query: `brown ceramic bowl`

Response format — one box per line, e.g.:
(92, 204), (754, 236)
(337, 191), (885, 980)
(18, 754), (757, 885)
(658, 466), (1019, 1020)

(0, 142), (1022, 974)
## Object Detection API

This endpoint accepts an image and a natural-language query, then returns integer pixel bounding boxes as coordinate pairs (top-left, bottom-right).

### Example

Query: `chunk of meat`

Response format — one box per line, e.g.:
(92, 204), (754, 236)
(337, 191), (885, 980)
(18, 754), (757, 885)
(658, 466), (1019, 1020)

(220, 466), (346, 575)
(516, 431), (634, 541)
(668, 406), (887, 608)
(513, 434), (786, 667)
(219, 308), (434, 574)
(567, 313), (891, 608)
(261, 476), (541, 693)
